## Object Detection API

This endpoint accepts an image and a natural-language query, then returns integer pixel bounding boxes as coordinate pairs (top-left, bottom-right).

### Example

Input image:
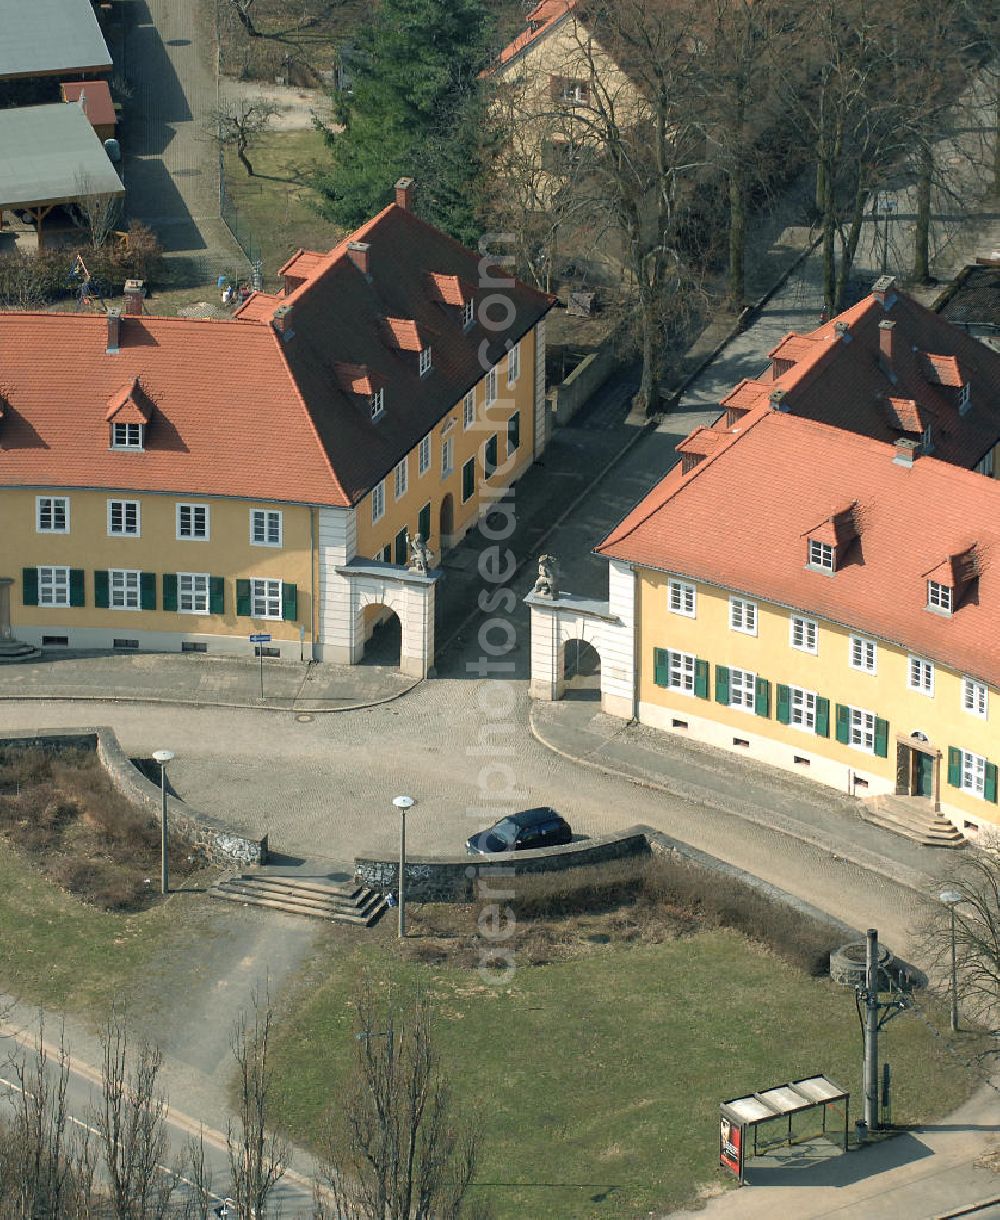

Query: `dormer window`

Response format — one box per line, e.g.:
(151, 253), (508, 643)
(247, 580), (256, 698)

(808, 539), (834, 571)
(922, 424), (933, 453)
(419, 346), (433, 377)
(959, 382), (971, 415)
(370, 387), (385, 420)
(927, 580), (952, 614)
(463, 299), (475, 328)
(111, 422), (143, 450)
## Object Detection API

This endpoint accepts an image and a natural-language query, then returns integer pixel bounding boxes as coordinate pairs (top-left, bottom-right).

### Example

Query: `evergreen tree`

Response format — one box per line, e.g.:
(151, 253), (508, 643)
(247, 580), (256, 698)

(315, 0), (493, 244)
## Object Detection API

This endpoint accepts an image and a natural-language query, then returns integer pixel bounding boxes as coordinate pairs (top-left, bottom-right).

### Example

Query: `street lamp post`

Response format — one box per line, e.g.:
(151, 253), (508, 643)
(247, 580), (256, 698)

(940, 889), (963, 1031)
(393, 795), (415, 939)
(153, 750), (175, 895)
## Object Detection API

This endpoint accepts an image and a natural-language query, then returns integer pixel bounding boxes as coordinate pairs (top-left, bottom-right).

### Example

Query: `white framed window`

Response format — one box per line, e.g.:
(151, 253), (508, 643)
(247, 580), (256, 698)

(251, 509), (282, 547)
(463, 390), (475, 430)
(36, 496), (69, 533)
(176, 503), (209, 540)
(108, 499), (140, 537)
(908, 655), (935, 696)
(961, 749), (986, 798)
(507, 341), (521, 386)
(790, 615), (818, 654)
(849, 707), (876, 753)
(110, 569), (140, 610)
(790, 686), (817, 731)
(668, 650), (696, 694)
(668, 579), (696, 617)
(38, 566), (69, 607)
(418, 434), (431, 476)
(927, 580), (952, 613)
(730, 667), (756, 711)
(251, 577), (282, 620)
(111, 422), (143, 449)
(959, 383), (971, 415)
(394, 456), (408, 500)
(371, 387), (385, 420)
(485, 366), (497, 406)
(729, 597), (757, 635)
(371, 479), (385, 524)
(462, 299), (475, 328)
(963, 677), (988, 719)
(850, 635), (877, 674)
(808, 539), (834, 570)
(419, 346), (433, 376)
(178, 573), (210, 614)
(441, 437), (454, 478)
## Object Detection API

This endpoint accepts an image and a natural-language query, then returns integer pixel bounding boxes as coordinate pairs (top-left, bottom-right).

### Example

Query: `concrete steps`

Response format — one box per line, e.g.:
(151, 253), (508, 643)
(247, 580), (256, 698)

(861, 795), (966, 847)
(207, 873), (387, 925)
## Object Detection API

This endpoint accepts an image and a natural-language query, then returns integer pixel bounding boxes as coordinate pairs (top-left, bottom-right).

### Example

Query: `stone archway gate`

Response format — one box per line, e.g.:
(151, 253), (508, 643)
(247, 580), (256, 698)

(335, 559), (441, 679)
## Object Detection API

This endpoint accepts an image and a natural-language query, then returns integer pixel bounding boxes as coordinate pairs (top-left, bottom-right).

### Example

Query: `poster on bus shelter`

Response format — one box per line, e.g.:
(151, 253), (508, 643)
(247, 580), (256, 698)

(719, 1116), (744, 1179)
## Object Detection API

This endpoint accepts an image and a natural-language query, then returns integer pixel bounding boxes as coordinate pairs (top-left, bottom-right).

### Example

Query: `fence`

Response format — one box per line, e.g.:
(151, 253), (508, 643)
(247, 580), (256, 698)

(219, 150), (264, 291)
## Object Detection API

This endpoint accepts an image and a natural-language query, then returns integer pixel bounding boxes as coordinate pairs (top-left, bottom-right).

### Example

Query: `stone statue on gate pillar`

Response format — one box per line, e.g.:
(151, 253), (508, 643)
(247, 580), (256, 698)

(532, 554), (559, 599)
(406, 533), (432, 575)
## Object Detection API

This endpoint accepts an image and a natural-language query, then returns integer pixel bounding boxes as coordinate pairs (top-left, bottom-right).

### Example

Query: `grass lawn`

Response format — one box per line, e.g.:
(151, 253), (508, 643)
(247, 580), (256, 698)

(223, 130), (344, 282)
(268, 925), (985, 1219)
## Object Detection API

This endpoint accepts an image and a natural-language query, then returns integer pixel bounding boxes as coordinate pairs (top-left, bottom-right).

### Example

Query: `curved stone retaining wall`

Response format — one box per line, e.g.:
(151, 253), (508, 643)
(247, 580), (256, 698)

(0, 728), (267, 866)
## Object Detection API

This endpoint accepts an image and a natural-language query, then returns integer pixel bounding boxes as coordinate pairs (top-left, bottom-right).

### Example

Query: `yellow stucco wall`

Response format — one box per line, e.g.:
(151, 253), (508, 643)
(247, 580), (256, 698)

(3, 489), (314, 642)
(356, 326), (538, 561)
(637, 570), (1000, 832)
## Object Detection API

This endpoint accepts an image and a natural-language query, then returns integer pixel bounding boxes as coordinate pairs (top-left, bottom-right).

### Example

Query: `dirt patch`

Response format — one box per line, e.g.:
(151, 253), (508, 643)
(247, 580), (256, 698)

(0, 748), (201, 911)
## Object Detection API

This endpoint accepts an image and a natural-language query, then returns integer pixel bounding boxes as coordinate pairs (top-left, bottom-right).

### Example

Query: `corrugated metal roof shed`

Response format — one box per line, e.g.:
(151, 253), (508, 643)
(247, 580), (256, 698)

(0, 0), (112, 80)
(0, 103), (124, 209)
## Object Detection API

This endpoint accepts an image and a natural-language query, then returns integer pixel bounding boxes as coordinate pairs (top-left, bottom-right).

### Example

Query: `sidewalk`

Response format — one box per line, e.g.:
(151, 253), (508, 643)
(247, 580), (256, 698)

(0, 652), (414, 712)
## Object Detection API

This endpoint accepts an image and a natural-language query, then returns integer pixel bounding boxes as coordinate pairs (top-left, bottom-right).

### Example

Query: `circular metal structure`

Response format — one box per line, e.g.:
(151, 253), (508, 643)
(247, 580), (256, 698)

(939, 889), (962, 906)
(152, 749), (174, 765)
(829, 940), (894, 987)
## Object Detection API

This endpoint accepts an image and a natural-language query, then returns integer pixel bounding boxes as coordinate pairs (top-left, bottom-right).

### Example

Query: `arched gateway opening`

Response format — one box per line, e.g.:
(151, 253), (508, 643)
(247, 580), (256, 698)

(361, 604), (402, 667)
(562, 638), (601, 700)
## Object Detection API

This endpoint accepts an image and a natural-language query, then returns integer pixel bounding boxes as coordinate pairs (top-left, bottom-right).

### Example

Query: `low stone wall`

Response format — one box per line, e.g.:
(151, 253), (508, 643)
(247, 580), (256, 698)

(0, 727), (267, 866)
(549, 343), (620, 427)
(354, 827), (651, 902)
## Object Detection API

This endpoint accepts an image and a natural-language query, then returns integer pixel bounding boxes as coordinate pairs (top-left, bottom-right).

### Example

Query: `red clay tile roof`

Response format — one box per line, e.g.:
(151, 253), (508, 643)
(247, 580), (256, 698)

(720, 378), (771, 410)
(805, 504), (859, 550)
(382, 316), (426, 352)
(882, 396), (934, 434)
(769, 334), (820, 364)
(234, 292), (281, 322)
(675, 426), (724, 457)
(335, 362), (379, 397)
(597, 411), (1000, 688)
(920, 351), (963, 387)
(61, 81), (116, 129)
(495, 0), (577, 68)
(105, 377), (152, 424)
(426, 272), (472, 307)
(278, 249), (325, 280)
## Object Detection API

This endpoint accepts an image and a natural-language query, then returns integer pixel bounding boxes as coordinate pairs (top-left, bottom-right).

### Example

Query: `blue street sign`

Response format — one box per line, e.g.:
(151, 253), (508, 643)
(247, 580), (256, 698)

(249, 633), (272, 643)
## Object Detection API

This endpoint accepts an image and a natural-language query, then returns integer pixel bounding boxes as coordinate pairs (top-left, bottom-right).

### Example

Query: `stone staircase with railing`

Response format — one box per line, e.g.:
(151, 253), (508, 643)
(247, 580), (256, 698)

(861, 794), (966, 847)
(207, 873), (387, 926)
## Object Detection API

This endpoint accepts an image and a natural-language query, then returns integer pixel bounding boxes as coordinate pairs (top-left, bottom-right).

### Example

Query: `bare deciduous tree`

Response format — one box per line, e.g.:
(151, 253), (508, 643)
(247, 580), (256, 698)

(70, 172), (123, 249)
(224, 0), (260, 38)
(213, 98), (279, 177)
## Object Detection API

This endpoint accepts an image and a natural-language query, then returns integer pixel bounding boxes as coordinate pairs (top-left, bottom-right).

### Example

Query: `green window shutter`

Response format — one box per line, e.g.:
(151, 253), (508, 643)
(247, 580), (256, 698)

(94, 570), (110, 610)
(874, 718), (889, 759)
(755, 677), (770, 718)
(162, 573), (178, 613)
(835, 703), (850, 745)
(776, 683), (790, 725)
(209, 576), (225, 616)
(694, 658), (709, 699)
(69, 569), (85, 608)
(815, 696), (830, 737)
(985, 762), (998, 803)
(22, 567), (38, 607)
(236, 579), (251, 617)
(653, 648), (669, 688)
(714, 664), (730, 705)
(282, 582), (298, 622)
(947, 746), (962, 788)
(140, 572), (156, 611)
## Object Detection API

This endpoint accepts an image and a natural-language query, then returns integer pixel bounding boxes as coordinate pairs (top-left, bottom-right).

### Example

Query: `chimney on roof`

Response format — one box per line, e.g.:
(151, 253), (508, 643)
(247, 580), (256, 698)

(893, 436), (919, 468)
(272, 303), (293, 336)
(879, 319), (896, 378)
(106, 307), (121, 355)
(348, 241), (371, 276)
(834, 321), (851, 342)
(123, 279), (145, 316)
(872, 275), (897, 309)
(769, 388), (789, 412)
(394, 176), (416, 210)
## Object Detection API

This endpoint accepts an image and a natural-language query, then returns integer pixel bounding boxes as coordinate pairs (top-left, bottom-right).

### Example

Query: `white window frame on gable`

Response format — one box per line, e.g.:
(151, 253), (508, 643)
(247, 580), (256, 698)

(370, 387), (385, 420)
(485, 366), (497, 406)
(850, 634), (877, 674)
(176, 503), (209, 541)
(729, 667), (756, 711)
(419, 346), (433, 377)
(178, 572), (210, 615)
(729, 596), (757, 636)
(38, 566), (70, 607)
(394, 455), (408, 500)
(371, 479), (386, 524)
(418, 434), (431, 476)
(963, 676), (988, 719)
(790, 614), (818, 654)
(808, 539), (834, 571)
(668, 579), (696, 618)
(108, 499), (140, 537)
(908, 655), (935, 696)
(462, 299), (475, 328)
(250, 508), (282, 547)
(110, 569), (141, 611)
(507, 341), (521, 386)
(36, 496), (69, 534)
(927, 580), (952, 613)
(250, 577), (282, 620)
(111, 422), (143, 450)
(463, 390), (475, 430)
(442, 436), (454, 478)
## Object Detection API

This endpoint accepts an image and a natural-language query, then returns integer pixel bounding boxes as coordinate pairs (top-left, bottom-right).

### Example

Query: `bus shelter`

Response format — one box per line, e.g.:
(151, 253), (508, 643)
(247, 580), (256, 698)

(720, 1074), (849, 1184)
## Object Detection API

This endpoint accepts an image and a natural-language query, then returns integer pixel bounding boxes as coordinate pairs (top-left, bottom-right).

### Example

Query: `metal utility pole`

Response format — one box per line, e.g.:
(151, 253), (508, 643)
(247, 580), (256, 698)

(393, 795), (415, 938)
(864, 928), (879, 1130)
(153, 749), (174, 895)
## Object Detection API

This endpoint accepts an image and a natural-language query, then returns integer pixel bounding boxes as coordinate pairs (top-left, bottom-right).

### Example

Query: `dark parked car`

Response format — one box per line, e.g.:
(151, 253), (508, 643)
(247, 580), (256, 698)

(466, 807), (572, 855)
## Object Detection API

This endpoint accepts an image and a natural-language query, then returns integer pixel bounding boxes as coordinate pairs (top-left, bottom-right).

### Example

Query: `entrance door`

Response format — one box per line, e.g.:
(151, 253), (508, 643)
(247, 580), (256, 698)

(915, 750), (934, 797)
(439, 494), (454, 546)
